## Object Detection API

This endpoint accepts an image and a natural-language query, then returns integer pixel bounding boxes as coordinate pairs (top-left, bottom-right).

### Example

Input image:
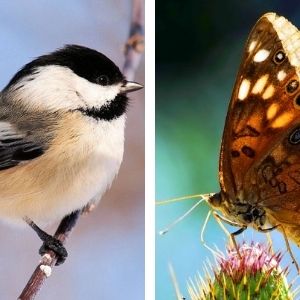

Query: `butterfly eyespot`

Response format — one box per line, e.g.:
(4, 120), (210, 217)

(286, 80), (299, 94)
(294, 94), (300, 109)
(273, 50), (286, 64)
(289, 128), (300, 144)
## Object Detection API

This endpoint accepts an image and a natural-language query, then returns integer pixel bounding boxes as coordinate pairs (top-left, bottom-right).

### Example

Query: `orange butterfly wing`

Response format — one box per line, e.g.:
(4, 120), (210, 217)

(216, 13), (300, 245)
(219, 11), (300, 223)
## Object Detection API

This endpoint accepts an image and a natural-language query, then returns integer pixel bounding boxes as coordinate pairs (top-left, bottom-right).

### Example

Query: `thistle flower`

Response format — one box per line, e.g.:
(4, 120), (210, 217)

(188, 242), (292, 300)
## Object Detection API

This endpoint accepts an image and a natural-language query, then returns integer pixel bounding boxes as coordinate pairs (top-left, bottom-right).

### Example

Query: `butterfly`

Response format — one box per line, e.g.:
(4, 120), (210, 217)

(208, 12), (300, 254)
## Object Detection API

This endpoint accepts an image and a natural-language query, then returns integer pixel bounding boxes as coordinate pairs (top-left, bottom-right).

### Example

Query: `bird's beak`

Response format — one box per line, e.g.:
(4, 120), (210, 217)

(120, 81), (143, 94)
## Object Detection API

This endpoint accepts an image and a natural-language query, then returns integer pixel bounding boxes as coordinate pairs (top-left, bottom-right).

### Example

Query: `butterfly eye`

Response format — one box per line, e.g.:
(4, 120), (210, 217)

(289, 128), (300, 144)
(273, 50), (286, 64)
(286, 79), (299, 94)
(96, 75), (110, 86)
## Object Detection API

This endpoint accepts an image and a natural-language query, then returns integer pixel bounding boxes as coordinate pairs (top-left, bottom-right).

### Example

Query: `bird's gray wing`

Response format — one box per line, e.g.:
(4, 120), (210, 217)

(0, 121), (44, 170)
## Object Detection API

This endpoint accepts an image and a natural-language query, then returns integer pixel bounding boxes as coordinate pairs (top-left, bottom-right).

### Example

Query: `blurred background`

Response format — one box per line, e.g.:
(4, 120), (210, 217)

(156, 1), (300, 299)
(0, 1), (144, 299)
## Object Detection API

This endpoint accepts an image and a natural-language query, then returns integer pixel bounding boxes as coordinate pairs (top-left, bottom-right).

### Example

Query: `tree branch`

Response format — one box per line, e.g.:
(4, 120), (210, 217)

(123, 0), (144, 80)
(18, 0), (144, 299)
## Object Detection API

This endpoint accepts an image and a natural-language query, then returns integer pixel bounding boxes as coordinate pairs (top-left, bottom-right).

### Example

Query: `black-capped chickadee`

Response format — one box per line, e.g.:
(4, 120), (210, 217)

(0, 45), (143, 263)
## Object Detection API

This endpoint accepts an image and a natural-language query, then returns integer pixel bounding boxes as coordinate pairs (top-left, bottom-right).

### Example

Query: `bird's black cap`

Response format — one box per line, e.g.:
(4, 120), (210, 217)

(4, 45), (124, 90)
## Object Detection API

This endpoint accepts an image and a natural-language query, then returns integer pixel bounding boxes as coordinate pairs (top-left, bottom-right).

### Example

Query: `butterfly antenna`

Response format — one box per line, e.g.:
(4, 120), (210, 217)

(156, 193), (213, 206)
(158, 195), (211, 235)
(168, 263), (184, 300)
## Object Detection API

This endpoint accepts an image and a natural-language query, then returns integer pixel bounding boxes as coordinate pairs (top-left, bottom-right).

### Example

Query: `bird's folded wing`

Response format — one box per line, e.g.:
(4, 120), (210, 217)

(0, 121), (44, 170)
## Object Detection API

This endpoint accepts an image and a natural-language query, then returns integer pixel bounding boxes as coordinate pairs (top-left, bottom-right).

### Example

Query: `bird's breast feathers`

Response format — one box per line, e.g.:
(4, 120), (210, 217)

(0, 114), (126, 225)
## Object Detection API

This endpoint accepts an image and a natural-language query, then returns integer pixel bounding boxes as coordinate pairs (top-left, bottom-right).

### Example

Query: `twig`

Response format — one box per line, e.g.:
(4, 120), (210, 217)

(17, 0), (144, 299)
(123, 0), (144, 80)
(18, 211), (80, 299)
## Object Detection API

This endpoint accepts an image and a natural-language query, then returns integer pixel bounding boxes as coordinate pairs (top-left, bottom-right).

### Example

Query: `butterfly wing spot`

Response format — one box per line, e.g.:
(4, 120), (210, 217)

(271, 112), (293, 128)
(266, 103), (279, 120)
(252, 74), (269, 94)
(277, 70), (287, 81)
(294, 94), (300, 108)
(248, 40), (257, 53)
(278, 181), (287, 194)
(289, 128), (300, 144)
(241, 145), (255, 158)
(260, 161), (287, 193)
(238, 78), (251, 100)
(253, 49), (270, 62)
(286, 79), (299, 93)
(262, 84), (275, 99)
(231, 150), (240, 158)
(269, 177), (278, 187)
(273, 50), (286, 64)
(262, 165), (274, 182)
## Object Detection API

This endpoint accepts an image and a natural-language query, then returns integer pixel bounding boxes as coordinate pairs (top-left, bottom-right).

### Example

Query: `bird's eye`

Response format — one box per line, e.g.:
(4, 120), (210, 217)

(96, 75), (109, 86)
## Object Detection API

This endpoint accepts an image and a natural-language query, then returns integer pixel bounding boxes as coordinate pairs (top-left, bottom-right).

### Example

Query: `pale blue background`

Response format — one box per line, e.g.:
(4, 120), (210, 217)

(0, 1), (144, 299)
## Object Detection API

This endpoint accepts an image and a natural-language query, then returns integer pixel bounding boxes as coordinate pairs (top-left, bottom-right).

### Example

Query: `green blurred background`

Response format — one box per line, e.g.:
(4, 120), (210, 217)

(156, 1), (300, 299)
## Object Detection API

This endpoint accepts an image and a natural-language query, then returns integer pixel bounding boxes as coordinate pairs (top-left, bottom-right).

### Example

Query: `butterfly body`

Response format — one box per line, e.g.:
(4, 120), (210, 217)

(210, 13), (300, 246)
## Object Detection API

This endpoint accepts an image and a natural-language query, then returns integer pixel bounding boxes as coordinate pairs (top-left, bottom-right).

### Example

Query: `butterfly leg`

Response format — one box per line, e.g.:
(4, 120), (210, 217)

(230, 227), (248, 259)
(24, 217), (68, 266)
(257, 225), (277, 252)
(212, 211), (247, 258)
(257, 225), (278, 232)
(258, 224), (299, 273)
(277, 224), (300, 274)
(213, 211), (244, 228)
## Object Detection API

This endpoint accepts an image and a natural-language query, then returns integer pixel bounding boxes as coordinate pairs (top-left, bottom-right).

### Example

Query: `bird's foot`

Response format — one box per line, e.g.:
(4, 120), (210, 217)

(39, 236), (68, 266)
(24, 216), (68, 266)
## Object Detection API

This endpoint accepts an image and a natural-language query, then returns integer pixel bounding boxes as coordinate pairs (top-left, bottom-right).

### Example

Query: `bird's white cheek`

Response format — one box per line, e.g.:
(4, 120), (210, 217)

(74, 78), (121, 108)
(10, 66), (83, 111)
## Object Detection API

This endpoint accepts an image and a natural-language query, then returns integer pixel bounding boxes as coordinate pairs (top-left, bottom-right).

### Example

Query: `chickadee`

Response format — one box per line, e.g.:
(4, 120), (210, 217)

(0, 44), (143, 263)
